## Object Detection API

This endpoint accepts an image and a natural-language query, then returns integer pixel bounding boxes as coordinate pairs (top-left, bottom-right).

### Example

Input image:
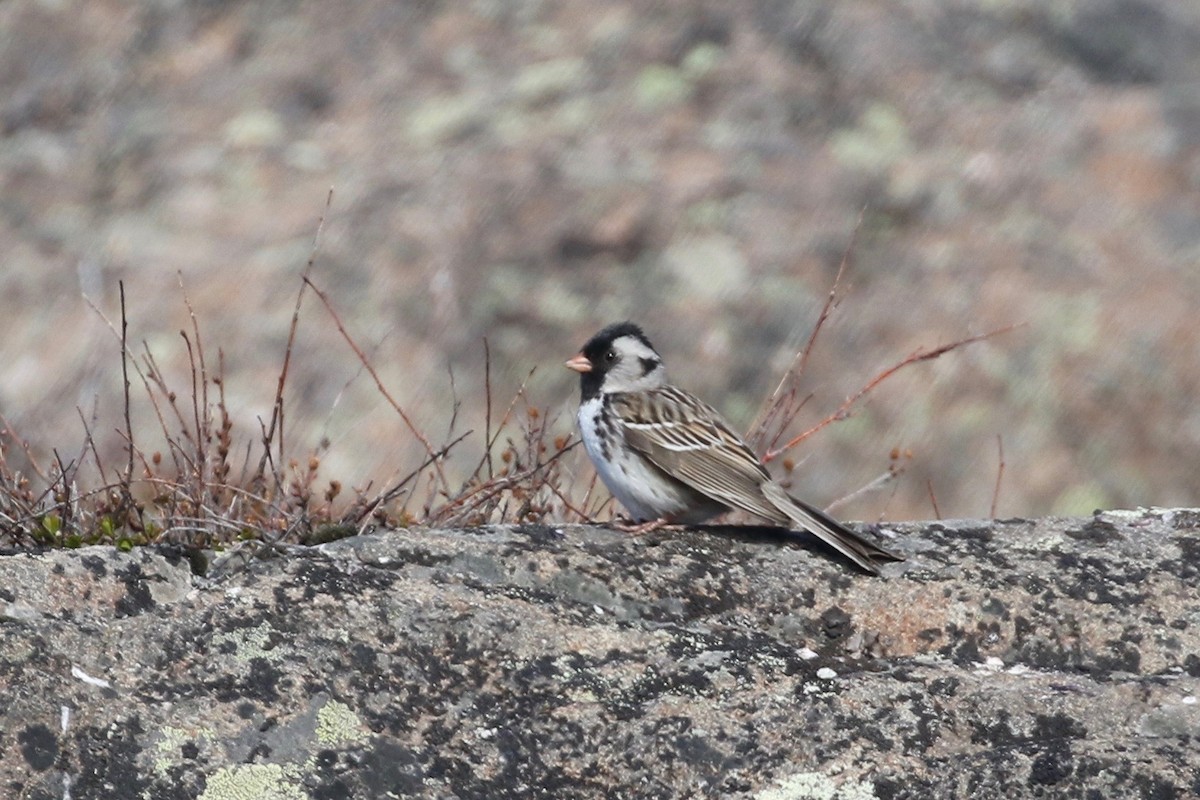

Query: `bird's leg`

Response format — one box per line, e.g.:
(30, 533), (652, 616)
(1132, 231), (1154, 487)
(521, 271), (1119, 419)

(612, 516), (682, 535)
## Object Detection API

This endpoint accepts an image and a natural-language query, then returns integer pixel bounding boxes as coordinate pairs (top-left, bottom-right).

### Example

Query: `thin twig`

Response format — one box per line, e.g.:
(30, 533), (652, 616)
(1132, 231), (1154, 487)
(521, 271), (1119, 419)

(990, 434), (1005, 518)
(431, 440), (575, 526)
(178, 273), (210, 496)
(83, 292), (172, 480)
(927, 478), (942, 520)
(119, 282), (135, 486)
(537, 441), (589, 519)
(825, 463), (908, 514)
(304, 275), (448, 489)
(75, 404), (107, 487)
(181, 332), (204, 494)
(477, 366), (538, 477)
(445, 363), (461, 441)
(51, 450), (74, 538)
(763, 324), (1022, 463)
(344, 429), (473, 526)
(748, 207), (862, 450)
(136, 345), (187, 476)
(484, 338), (494, 480)
(255, 187), (333, 490)
(0, 412), (48, 482)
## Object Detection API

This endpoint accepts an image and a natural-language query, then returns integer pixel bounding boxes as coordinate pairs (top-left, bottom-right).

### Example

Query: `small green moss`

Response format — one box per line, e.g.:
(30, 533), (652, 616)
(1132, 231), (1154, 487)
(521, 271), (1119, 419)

(41, 514), (62, 536)
(186, 548), (210, 577)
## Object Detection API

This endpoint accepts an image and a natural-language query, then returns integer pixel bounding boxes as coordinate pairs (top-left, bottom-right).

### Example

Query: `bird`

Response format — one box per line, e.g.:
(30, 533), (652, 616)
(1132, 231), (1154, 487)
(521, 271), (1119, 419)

(564, 321), (904, 575)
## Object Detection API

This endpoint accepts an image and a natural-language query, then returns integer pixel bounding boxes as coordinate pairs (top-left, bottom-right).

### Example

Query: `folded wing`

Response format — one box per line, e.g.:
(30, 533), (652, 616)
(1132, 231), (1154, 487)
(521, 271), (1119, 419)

(611, 387), (785, 522)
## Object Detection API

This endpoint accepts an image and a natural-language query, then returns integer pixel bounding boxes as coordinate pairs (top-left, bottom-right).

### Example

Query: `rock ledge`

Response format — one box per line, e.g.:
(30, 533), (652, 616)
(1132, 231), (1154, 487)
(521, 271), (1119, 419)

(2, 510), (1197, 799)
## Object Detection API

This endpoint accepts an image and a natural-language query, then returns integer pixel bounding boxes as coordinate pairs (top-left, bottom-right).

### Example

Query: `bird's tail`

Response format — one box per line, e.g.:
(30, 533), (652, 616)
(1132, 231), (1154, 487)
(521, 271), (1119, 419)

(761, 483), (904, 575)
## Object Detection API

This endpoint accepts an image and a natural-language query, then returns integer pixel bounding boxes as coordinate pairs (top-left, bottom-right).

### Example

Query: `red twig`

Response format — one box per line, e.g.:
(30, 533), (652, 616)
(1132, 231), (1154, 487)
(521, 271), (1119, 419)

(763, 324), (1021, 463)
(483, 338), (494, 480)
(990, 434), (1005, 518)
(927, 478), (942, 520)
(748, 207), (862, 451)
(344, 429), (473, 526)
(255, 188), (333, 490)
(825, 449), (910, 514)
(119, 282), (135, 488)
(303, 276), (448, 492)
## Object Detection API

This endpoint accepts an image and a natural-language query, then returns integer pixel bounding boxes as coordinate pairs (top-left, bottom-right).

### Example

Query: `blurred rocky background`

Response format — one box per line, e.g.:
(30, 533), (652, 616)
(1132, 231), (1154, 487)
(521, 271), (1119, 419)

(2, 0), (1199, 522)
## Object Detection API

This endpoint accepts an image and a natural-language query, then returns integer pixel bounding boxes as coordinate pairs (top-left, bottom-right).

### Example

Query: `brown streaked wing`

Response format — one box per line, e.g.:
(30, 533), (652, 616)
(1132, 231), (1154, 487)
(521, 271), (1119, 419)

(611, 388), (784, 521)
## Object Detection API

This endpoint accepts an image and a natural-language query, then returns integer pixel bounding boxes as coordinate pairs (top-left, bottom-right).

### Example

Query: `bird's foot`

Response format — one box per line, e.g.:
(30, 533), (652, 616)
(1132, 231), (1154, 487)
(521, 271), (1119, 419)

(612, 516), (680, 535)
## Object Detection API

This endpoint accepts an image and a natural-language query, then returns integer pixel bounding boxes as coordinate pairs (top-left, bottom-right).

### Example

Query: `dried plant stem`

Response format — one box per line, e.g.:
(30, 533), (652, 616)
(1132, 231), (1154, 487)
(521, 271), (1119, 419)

(483, 338), (494, 480)
(433, 443), (574, 527)
(303, 276), (448, 493)
(747, 208), (861, 451)
(119, 281), (135, 487)
(826, 464), (907, 514)
(75, 405), (108, 487)
(255, 188), (333, 491)
(927, 478), (942, 520)
(345, 429), (473, 526)
(763, 324), (1021, 464)
(480, 371), (537, 465)
(991, 435), (1005, 518)
(178, 274), (210, 496)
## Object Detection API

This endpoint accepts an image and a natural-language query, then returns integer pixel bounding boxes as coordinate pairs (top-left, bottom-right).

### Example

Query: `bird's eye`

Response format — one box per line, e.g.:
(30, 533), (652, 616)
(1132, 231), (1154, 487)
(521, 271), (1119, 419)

(604, 350), (616, 363)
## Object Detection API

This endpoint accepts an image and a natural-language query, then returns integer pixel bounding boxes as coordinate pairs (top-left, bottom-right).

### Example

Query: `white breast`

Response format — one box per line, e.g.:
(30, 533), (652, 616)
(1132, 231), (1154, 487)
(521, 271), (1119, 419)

(577, 396), (710, 522)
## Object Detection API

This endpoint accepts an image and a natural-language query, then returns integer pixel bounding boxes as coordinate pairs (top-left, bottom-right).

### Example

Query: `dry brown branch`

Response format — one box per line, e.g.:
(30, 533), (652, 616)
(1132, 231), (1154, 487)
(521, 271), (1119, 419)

(75, 404), (108, 487)
(0, 411), (49, 483)
(429, 435), (575, 527)
(537, 441), (592, 521)
(303, 276), (448, 494)
(927, 478), (942, 520)
(763, 324), (1021, 463)
(119, 282), (135, 489)
(254, 188), (333, 491)
(484, 338), (494, 480)
(825, 451), (910, 514)
(180, 332), (204, 497)
(991, 434), (1005, 518)
(178, 275), (211, 492)
(342, 429), (473, 527)
(747, 208), (861, 452)
(85, 296), (188, 482)
(51, 450), (74, 538)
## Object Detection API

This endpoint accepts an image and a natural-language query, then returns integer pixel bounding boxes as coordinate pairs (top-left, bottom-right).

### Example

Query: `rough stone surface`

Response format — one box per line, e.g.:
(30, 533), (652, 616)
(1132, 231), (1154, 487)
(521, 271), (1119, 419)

(1, 509), (1198, 799)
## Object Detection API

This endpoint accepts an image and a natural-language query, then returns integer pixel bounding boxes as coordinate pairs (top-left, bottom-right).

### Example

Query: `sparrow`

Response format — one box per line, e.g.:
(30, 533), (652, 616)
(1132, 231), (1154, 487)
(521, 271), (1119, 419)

(565, 321), (904, 575)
